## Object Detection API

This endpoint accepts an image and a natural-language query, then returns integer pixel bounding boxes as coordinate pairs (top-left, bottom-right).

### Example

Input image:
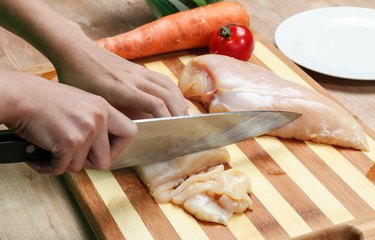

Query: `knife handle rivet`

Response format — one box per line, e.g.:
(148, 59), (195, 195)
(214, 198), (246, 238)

(25, 145), (35, 154)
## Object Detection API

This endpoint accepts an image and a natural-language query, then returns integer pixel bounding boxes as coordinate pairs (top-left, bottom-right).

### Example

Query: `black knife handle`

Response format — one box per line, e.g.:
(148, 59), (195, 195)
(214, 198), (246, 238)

(0, 130), (51, 163)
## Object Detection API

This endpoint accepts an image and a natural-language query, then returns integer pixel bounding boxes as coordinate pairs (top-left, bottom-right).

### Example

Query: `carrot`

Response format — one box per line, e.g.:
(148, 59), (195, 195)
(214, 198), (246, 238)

(97, 2), (250, 60)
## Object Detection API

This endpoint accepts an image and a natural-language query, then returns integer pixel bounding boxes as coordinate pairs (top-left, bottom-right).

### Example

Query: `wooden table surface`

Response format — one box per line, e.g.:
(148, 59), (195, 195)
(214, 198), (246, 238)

(0, 0), (374, 239)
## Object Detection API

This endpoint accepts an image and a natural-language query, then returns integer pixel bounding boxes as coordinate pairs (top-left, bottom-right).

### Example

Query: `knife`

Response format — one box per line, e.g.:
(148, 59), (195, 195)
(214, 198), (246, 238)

(0, 111), (300, 169)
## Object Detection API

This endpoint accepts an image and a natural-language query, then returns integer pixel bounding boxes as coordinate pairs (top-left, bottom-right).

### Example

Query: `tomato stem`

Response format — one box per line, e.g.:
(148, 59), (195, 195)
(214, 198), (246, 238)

(219, 26), (231, 38)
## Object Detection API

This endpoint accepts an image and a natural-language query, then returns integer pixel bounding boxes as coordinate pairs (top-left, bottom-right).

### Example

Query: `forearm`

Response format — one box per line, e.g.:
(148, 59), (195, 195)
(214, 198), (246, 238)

(0, 0), (89, 67)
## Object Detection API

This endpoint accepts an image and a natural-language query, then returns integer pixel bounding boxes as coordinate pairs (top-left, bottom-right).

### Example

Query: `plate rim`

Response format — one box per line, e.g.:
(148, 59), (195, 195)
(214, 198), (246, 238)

(275, 6), (375, 81)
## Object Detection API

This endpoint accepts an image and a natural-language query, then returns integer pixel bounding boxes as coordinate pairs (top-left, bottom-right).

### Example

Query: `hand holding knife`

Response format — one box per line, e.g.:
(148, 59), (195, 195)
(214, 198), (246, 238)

(0, 111), (300, 169)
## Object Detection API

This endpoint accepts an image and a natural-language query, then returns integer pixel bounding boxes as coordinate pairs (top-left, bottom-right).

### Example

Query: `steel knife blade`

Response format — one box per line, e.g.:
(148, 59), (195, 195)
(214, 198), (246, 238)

(0, 111), (301, 168)
(112, 110), (300, 168)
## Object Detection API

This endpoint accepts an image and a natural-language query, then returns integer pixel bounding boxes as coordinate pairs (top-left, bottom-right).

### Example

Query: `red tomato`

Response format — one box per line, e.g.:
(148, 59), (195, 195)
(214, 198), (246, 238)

(209, 24), (254, 61)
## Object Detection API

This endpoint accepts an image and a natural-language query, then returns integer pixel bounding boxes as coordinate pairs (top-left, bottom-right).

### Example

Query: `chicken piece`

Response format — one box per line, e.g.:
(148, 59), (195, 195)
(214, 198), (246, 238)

(184, 194), (232, 225)
(171, 167), (252, 205)
(134, 150), (253, 225)
(134, 148), (229, 197)
(179, 54), (368, 151)
(177, 166), (252, 225)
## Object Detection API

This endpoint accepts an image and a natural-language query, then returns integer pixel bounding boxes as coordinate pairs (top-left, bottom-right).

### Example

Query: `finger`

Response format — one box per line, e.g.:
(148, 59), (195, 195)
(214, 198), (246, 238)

(66, 131), (96, 172)
(137, 81), (186, 116)
(107, 105), (137, 160)
(145, 75), (188, 115)
(28, 149), (76, 175)
(84, 122), (111, 170)
(114, 105), (153, 120)
(26, 159), (49, 174)
(120, 87), (172, 118)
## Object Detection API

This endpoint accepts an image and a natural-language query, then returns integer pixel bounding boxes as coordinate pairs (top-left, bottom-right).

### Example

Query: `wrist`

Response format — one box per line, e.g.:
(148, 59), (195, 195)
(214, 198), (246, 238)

(47, 21), (100, 73)
(0, 70), (26, 125)
(41, 19), (91, 66)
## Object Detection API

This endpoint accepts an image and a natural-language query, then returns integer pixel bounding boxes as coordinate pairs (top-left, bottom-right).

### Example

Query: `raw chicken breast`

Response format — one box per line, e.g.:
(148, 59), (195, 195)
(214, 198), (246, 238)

(179, 54), (368, 151)
(134, 148), (253, 225)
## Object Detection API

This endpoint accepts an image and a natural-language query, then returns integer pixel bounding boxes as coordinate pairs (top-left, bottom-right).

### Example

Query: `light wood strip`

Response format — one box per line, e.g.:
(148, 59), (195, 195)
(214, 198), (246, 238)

(364, 136), (375, 162)
(227, 214), (265, 240)
(178, 55), (197, 65)
(306, 142), (375, 210)
(255, 137), (354, 224)
(227, 144), (312, 237)
(85, 170), (153, 240)
(253, 41), (311, 88)
(158, 203), (209, 240)
(145, 61), (179, 84)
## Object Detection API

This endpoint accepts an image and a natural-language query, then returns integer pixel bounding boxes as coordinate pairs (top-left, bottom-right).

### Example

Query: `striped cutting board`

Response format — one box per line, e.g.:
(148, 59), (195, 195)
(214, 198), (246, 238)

(28, 34), (375, 239)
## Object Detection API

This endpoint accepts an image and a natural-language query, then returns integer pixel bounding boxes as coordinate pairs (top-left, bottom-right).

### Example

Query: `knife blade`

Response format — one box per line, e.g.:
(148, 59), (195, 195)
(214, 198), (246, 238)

(0, 111), (300, 168)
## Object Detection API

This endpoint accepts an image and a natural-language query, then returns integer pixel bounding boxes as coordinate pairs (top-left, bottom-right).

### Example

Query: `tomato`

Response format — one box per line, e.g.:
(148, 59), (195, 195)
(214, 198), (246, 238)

(209, 24), (254, 61)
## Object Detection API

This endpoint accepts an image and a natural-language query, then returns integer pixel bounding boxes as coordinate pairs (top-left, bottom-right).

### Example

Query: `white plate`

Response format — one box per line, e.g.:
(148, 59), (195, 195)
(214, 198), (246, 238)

(275, 7), (375, 80)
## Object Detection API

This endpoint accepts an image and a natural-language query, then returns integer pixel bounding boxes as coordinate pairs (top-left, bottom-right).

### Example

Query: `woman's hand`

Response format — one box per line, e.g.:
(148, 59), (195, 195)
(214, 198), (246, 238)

(0, 70), (137, 175)
(0, 0), (188, 175)
(54, 35), (188, 118)
(0, 0), (188, 119)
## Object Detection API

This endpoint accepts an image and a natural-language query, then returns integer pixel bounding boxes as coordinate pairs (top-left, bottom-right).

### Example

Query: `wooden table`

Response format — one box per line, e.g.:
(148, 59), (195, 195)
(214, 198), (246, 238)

(0, 0), (374, 239)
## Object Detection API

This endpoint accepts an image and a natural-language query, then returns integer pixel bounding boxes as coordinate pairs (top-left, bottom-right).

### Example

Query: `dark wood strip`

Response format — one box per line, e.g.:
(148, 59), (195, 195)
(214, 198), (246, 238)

(199, 222), (237, 240)
(64, 171), (125, 240)
(246, 194), (290, 240)
(162, 57), (186, 80)
(368, 164), (375, 182)
(237, 139), (333, 231)
(336, 147), (375, 184)
(281, 139), (374, 218)
(112, 168), (181, 240)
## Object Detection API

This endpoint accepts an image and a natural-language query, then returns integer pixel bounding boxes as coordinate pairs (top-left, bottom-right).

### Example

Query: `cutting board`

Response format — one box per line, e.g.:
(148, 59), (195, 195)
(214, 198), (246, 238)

(26, 34), (375, 240)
